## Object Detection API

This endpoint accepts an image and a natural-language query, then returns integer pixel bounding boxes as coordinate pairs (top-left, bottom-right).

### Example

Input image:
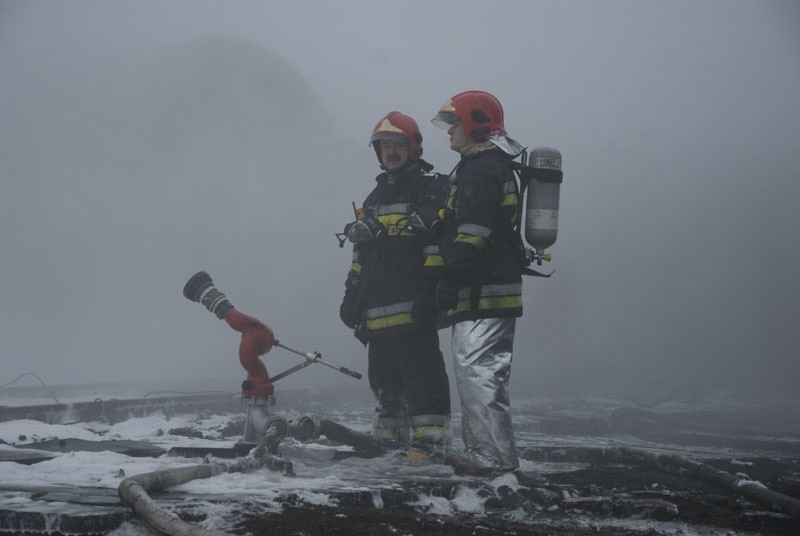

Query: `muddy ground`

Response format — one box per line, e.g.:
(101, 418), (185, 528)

(3, 389), (800, 535)
(170, 399), (800, 535)
(229, 403), (800, 536)
(230, 453), (800, 536)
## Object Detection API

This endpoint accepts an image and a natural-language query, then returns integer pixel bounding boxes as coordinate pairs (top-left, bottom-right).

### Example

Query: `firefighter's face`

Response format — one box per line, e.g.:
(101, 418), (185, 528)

(448, 121), (470, 153)
(380, 139), (409, 170)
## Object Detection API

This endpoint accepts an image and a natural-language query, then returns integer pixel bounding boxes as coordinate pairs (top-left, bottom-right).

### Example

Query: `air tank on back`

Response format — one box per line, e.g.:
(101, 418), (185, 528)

(524, 147), (563, 264)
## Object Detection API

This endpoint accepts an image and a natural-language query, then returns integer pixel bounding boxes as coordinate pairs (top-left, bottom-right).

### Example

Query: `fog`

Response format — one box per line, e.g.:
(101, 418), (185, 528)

(1, 0), (798, 404)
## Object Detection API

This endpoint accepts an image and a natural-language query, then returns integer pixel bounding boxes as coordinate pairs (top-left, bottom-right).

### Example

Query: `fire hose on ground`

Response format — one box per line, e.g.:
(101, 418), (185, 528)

(118, 461), (250, 536)
(116, 414), (392, 535)
(117, 417), (292, 536)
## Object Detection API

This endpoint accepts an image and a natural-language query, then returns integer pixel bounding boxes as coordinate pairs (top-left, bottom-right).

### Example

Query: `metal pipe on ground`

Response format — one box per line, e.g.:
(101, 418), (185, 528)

(520, 446), (800, 519)
(522, 445), (800, 520)
(624, 447), (800, 520)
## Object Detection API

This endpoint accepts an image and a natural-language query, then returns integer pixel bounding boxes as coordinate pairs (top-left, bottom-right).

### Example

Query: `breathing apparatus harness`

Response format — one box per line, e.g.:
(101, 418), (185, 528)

(437, 146), (564, 279)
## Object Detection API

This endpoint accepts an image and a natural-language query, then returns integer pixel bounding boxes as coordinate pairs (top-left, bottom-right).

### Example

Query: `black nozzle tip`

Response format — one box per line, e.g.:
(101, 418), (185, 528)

(183, 271), (213, 302)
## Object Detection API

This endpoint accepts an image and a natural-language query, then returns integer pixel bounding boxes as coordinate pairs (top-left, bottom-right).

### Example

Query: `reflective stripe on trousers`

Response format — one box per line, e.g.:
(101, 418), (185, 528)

(373, 416), (409, 441)
(451, 317), (519, 470)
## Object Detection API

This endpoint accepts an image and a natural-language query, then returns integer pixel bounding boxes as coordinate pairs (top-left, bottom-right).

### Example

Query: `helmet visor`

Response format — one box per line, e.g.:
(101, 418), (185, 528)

(431, 111), (459, 130)
(370, 131), (408, 146)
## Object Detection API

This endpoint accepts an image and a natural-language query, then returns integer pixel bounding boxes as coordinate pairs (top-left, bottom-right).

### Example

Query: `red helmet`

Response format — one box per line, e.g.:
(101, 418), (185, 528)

(432, 90), (506, 141)
(370, 111), (423, 161)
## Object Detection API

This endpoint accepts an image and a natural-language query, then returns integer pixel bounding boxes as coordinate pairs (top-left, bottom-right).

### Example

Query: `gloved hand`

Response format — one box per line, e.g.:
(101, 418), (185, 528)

(347, 216), (385, 243)
(411, 292), (437, 327)
(435, 280), (460, 311)
(339, 272), (362, 329)
(339, 294), (358, 329)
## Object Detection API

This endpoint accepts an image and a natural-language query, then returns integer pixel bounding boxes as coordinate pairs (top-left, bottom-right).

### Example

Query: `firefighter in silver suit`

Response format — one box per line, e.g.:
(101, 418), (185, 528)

(431, 91), (527, 473)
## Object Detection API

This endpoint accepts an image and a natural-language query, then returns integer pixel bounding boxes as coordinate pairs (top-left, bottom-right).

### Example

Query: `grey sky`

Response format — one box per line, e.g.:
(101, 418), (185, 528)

(1, 0), (798, 403)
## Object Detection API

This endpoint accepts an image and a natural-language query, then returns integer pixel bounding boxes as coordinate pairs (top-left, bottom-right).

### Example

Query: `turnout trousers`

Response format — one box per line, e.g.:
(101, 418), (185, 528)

(367, 330), (451, 442)
(450, 317), (519, 471)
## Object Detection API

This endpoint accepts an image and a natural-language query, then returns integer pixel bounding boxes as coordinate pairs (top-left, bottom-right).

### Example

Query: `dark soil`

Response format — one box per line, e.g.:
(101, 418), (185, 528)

(238, 505), (584, 535)
(7, 392), (800, 535)
(232, 455), (800, 536)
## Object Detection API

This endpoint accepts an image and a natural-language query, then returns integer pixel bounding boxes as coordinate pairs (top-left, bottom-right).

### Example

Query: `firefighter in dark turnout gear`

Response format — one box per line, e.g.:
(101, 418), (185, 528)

(431, 91), (526, 473)
(339, 111), (451, 453)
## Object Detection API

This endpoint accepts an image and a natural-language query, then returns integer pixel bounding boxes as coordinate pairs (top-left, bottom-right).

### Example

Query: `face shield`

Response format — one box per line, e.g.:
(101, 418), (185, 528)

(370, 131), (408, 146)
(431, 111), (460, 130)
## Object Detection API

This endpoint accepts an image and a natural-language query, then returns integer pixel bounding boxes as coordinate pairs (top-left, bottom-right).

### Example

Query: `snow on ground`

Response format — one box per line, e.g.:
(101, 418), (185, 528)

(0, 390), (502, 534)
(1, 384), (798, 535)
(0, 420), (500, 535)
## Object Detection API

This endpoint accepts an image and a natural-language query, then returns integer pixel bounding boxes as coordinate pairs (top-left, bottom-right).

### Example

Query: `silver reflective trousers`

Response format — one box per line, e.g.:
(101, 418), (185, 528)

(450, 317), (519, 471)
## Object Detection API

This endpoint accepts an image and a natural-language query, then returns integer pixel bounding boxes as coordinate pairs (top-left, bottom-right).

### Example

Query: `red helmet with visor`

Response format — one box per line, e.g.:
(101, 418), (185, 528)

(432, 90), (506, 142)
(370, 111), (423, 162)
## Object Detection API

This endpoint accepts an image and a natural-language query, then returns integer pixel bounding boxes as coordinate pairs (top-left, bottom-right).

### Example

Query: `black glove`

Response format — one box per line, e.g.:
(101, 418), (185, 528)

(411, 292), (437, 327)
(405, 208), (442, 235)
(347, 217), (385, 243)
(339, 275), (361, 329)
(435, 280), (460, 311)
(339, 296), (358, 329)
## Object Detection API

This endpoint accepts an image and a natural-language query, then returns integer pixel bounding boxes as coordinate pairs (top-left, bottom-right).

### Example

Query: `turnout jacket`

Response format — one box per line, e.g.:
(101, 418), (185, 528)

(439, 145), (524, 327)
(342, 160), (448, 341)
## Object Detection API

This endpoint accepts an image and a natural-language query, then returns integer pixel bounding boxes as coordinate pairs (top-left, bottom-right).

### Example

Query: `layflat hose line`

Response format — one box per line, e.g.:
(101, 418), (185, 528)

(118, 461), (246, 536)
(118, 423), (292, 536)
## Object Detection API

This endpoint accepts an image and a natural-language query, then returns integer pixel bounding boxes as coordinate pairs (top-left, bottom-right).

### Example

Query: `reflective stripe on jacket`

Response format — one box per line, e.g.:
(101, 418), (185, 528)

(439, 148), (523, 326)
(344, 161), (448, 338)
